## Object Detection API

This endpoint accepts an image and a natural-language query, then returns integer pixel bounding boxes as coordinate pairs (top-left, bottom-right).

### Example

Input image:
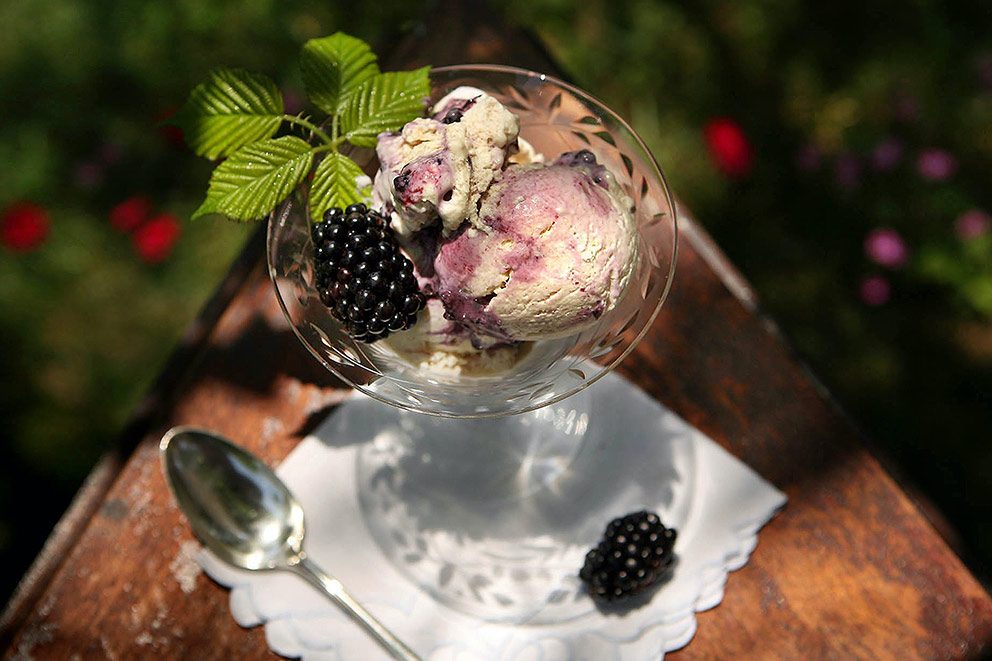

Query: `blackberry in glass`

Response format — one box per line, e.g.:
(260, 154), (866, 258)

(310, 206), (425, 343)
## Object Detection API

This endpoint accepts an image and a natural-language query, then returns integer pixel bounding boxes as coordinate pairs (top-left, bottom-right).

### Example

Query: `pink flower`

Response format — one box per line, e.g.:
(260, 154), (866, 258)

(864, 228), (909, 268)
(1, 202), (50, 252)
(703, 118), (753, 178)
(109, 196), (152, 233)
(133, 213), (181, 263)
(955, 209), (990, 240)
(860, 275), (891, 306)
(834, 153), (862, 190)
(917, 149), (957, 181)
(871, 139), (904, 171)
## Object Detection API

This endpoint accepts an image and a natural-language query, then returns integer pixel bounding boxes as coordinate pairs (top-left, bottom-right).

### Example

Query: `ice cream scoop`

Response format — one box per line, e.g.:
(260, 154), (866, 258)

(373, 88), (639, 373)
(373, 87), (519, 238)
(430, 158), (637, 341)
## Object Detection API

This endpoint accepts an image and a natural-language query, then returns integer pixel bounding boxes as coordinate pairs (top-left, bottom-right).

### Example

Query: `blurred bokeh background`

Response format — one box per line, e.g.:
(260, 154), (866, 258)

(1, 0), (990, 604)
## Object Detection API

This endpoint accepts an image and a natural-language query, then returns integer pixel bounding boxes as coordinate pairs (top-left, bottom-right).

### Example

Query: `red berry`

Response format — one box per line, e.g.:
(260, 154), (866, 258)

(703, 117), (753, 179)
(1, 202), (49, 252)
(109, 196), (151, 233)
(133, 213), (181, 263)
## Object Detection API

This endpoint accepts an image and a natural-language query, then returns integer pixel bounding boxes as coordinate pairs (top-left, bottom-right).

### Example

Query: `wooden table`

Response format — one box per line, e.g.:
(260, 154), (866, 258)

(3, 5), (991, 659)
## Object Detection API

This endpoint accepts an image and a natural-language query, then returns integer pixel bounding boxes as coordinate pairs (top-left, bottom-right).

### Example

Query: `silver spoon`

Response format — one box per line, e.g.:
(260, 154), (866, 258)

(160, 426), (420, 661)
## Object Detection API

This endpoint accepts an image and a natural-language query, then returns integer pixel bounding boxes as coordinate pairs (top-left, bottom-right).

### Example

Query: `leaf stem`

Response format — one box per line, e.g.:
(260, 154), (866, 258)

(283, 115), (334, 145)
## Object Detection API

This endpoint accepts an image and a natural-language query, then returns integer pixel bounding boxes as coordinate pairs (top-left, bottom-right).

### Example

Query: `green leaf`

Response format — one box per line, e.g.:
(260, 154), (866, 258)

(308, 152), (365, 221)
(193, 136), (314, 221)
(174, 68), (284, 159)
(340, 67), (431, 148)
(300, 32), (379, 115)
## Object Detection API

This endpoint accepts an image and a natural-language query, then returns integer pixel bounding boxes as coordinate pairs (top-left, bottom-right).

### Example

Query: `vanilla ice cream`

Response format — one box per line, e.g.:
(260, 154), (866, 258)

(382, 298), (528, 375)
(372, 89), (638, 373)
(431, 161), (635, 341)
(373, 87), (519, 238)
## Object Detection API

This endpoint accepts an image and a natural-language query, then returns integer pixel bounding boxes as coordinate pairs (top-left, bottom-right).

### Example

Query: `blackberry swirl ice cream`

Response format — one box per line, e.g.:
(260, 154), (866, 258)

(372, 87), (638, 373)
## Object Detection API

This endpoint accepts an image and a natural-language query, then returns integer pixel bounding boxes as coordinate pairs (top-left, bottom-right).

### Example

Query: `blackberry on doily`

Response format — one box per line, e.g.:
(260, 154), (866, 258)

(580, 510), (677, 602)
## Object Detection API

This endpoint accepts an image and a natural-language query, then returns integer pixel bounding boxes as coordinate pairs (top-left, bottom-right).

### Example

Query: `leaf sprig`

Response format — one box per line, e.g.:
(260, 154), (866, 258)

(173, 33), (430, 223)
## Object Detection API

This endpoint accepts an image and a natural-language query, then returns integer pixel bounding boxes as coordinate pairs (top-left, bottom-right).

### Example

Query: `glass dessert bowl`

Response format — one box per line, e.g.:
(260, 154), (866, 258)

(268, 65), (684, 622)
(268, 65), (678, 418)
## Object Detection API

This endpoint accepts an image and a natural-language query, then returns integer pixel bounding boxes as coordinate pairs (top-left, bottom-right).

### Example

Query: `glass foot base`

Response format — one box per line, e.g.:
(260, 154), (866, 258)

(352, 381), (696, 624)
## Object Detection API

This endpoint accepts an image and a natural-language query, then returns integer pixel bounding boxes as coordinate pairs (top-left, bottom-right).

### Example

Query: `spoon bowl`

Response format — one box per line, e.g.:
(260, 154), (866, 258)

(161, 427), (305, 570)
(160, 426), (419, 660)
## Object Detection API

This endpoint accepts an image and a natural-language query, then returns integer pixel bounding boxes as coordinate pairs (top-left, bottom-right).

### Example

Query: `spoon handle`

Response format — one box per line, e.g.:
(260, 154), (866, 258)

(292, 556), (421, 661)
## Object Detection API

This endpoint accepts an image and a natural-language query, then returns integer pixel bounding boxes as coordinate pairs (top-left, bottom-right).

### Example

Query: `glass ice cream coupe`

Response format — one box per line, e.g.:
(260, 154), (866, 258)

(268, 66), (683, 623)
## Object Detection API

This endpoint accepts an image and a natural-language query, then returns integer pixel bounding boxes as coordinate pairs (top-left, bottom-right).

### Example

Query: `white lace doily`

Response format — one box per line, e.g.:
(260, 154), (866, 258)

(198, 372), (786, 659)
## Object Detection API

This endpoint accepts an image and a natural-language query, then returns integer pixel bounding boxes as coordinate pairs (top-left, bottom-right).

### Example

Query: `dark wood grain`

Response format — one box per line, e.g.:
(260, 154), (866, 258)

(4, 2), (992, 659)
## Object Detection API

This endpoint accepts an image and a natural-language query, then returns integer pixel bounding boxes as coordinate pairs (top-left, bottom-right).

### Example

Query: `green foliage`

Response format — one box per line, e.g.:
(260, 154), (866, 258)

(172, 68), (285, 159)
(309, 151), (365, 220)
(918, 235), (992, 315)
(340, 67), (431, 147)
(178, 35), (429, 223)
(194, 136), (314, 220)
(301, 32), (380, 114)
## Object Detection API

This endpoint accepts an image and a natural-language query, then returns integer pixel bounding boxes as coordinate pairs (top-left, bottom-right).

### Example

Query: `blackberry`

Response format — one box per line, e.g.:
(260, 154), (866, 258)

(311, 205), (425, 343)
(579, 510), (676, 603)
(440, 107), (463, 124)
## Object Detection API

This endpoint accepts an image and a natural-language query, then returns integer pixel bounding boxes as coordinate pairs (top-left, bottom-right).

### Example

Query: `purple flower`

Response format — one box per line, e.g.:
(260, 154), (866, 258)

(917, 149), (958, 181)
(795, 143), (821, 172)
(871, 139), (904, 172)
(834, 153), (862, 190)
(860, 275), (891, 306)
(864, 228), (909, 267)
(955, 209), (990, 240)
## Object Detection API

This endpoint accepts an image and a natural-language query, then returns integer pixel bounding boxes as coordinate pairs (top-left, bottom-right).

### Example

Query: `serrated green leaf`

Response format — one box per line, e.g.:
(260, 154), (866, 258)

(193, 136), (313, 221)
(174, 68), (284, 159)
(340, 67), (431, 148)
(300, 32), (379, 115)
(308, 152), (365, 221)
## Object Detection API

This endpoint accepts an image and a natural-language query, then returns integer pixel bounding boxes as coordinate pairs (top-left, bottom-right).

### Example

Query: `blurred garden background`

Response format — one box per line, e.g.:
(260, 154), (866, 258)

(1, 0), (990, 604)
